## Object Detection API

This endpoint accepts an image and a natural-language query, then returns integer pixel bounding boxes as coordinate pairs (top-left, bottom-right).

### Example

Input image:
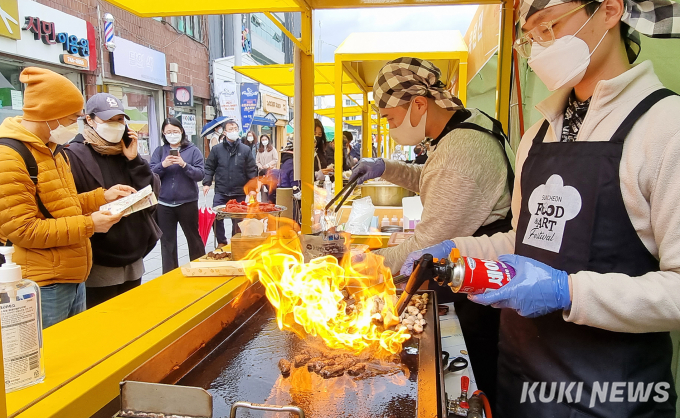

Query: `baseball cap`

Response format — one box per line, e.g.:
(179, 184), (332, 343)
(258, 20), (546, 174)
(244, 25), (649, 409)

(86, 93), (129, 121)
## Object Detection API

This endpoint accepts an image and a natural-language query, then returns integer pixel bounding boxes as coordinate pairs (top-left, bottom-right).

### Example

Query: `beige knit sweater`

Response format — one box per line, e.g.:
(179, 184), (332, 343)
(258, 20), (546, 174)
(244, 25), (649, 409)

(453, 61), (680, 333)
(374, 109), (512, 274)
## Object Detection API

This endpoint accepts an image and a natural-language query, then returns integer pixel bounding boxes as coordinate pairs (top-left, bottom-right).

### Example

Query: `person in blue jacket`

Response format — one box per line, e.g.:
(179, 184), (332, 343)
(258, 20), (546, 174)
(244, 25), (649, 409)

(150, 118), (206, 273)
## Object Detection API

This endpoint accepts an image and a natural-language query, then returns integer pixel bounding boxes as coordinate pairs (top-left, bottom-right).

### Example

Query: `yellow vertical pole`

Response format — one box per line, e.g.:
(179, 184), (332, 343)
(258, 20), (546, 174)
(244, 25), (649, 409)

(496, 0), (514, 133)
(361, 94), (371, 159)
(458, 61), (468, 107)
(376, 118), (382, 159)
(300, 9), (314, 234)
(334, 62), (344, 194)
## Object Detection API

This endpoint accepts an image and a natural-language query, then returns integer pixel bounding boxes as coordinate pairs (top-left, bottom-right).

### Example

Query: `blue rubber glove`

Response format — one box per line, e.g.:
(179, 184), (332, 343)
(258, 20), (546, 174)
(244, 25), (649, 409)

(468, 254), (572, 318)
(399, 240), (456, 276)
(350, 158), (386, 184)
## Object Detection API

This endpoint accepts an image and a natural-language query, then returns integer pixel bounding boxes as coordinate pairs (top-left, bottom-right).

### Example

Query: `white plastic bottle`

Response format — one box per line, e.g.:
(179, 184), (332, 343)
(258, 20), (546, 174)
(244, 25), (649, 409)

(391, 215), (398, 226)
(381, 216), (390, 228)
(324, 175), (333, 203)
(0, 247), (44, 392)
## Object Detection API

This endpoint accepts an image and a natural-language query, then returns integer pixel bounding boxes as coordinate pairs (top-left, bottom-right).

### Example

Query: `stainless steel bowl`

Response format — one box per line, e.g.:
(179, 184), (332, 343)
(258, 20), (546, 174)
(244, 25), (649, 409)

(359, 181), (416, 206)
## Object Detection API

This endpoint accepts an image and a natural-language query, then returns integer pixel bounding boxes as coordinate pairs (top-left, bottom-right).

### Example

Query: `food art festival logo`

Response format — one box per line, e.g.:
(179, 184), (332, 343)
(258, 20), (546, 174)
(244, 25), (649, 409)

(241, 88), (258, 97)
(522, 174), (582, 253)
(520, 381), (671, 407)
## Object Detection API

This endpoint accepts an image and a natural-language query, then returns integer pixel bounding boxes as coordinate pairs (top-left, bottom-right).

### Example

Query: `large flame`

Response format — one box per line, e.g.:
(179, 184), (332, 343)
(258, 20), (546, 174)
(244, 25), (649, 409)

(243, 222), (410, 355)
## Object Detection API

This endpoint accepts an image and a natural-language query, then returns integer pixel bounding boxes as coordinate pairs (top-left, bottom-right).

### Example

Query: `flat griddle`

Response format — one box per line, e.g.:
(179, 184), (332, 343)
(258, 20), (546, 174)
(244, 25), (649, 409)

(175, 293), (444, 418)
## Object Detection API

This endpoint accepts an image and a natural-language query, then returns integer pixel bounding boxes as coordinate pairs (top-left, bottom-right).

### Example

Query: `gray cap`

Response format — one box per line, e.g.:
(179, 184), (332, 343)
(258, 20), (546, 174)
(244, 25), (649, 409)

(86, 93), (129, 121)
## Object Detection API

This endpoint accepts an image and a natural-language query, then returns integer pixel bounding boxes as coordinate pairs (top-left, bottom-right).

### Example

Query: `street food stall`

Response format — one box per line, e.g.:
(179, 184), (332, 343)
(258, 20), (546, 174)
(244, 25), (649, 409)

(0, 0), (517, 417)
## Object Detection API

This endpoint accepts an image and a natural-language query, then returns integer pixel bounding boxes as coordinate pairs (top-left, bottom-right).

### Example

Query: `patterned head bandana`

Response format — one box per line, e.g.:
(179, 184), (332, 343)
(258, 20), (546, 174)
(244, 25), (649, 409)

(519, 0), (680, 63)
(373, 57), (463, 111)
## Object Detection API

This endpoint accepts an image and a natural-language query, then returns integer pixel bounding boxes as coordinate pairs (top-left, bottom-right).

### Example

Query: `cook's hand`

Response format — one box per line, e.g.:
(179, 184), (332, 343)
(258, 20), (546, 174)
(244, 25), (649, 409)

(122, 130), (138, 161)
(400, 240), (456, 276)
(349, 158), (385, 184)
(104, 184), (136, 202)
(469, 255), (571, 318)
(92, 210), (124, 233)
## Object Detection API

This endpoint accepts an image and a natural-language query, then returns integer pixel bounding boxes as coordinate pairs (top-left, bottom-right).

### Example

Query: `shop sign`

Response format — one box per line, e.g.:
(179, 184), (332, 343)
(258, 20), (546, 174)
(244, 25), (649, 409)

(463, 4), (501, 83)
(240, 83), (259, 132)
(182, 114), (196, 136)
(0, 1), (96, 70)
(263, 93), (288, 116)
(110, 36), (167, 86)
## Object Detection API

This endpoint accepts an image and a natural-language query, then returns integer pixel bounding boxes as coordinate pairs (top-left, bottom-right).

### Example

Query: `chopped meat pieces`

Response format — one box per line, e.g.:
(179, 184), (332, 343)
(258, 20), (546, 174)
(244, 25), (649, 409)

(294, 354), (311, 368)
(307, 358), (335, 373)
(320, 364), (346, 379)
(347, 363), (367, 376)
(278, 359), (292, 376)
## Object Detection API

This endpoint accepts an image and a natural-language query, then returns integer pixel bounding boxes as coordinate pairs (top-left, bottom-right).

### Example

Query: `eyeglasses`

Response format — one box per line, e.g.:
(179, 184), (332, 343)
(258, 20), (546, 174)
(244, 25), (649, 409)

(514, 1), (595, 58)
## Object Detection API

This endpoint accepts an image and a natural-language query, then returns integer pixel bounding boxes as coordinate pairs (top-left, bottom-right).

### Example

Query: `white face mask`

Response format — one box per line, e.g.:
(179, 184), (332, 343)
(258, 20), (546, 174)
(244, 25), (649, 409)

(389, 101), (427, 146)
(165, 133), (182, 145)
(528, 9), (607, 92)
(216, 127), (224, 134)
(94, 121), (126, 143)
(261, 140), (269, 146)
(247, 135), (254, 142)
(47, 121), (79, 145)
(226, 131), (240, 142)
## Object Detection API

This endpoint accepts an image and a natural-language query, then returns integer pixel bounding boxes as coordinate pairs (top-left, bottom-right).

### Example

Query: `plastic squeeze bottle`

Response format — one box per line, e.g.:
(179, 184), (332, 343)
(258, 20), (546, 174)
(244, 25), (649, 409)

(381, 216), (390, 228)
(0, 246), (44, 392)
(324, 175), (333, 203)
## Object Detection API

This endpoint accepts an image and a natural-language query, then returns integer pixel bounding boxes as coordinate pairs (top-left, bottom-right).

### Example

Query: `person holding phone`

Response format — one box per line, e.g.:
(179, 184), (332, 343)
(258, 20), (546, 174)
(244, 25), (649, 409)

(66, 93), (161, 308)
(150, 117), (206, 274)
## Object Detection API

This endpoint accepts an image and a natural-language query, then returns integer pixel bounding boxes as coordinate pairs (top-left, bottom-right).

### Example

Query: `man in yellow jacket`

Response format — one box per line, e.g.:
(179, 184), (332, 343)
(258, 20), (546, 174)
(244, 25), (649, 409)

(0, 68), (135, 328)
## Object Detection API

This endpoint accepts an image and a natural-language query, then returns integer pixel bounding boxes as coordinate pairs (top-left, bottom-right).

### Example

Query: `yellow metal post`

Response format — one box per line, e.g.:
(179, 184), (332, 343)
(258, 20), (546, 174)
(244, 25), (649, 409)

(496, 0), (514, 133)
(300, 9), (314, 234)
(458, 61), (468, 107)
(334, 62), (344, 194)
(376, 118), (382, 160)
(362, 93), (371, 159)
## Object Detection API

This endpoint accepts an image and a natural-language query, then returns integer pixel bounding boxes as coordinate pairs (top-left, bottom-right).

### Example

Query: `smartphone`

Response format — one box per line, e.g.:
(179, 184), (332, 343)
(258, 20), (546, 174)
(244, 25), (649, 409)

(122, 125), (132, 147)
(169, 149), (179, 156)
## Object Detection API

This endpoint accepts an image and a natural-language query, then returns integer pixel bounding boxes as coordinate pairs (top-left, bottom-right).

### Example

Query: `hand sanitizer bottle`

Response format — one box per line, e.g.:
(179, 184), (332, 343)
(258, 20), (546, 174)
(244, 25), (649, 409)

(0, 246), (44, 392)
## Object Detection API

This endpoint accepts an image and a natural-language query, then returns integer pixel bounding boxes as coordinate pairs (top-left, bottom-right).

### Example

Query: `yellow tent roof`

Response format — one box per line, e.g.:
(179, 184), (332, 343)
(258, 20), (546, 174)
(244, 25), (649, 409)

(233, 63), (364, 97)
(103, 0), (485, 17)
(334, 30), (468, 95)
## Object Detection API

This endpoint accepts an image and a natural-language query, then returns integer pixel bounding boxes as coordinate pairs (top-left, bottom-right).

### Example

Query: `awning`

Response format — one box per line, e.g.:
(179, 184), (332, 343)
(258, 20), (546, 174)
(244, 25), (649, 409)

(252, 116), (276, 127)
(233, 63), (363, 97)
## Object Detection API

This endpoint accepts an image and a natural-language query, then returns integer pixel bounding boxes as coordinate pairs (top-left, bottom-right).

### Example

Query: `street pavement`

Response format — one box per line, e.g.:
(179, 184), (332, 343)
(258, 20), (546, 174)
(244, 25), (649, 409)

(142, 187), (232, 283)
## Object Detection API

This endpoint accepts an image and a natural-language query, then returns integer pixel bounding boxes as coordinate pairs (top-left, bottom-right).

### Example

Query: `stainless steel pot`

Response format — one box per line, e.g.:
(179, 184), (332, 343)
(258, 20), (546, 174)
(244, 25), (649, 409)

(359, 181), (416, 206)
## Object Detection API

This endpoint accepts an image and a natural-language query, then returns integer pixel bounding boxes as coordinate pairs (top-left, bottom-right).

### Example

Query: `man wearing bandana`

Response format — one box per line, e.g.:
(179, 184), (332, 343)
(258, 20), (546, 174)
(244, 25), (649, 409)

(403, 0), (680, 415)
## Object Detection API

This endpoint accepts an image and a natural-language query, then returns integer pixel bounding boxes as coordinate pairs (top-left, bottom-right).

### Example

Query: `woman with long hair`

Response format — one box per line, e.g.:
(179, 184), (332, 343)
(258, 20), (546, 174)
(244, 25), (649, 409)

(150, 117), (206, 273)
(314, 118), (332, 180)
(255, 134), (278, 175)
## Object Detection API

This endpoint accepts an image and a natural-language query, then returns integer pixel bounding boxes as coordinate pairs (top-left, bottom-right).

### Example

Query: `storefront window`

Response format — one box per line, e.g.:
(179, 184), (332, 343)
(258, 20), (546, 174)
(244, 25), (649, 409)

(120, 87), (160, 159)
(0, 62), (24, 125)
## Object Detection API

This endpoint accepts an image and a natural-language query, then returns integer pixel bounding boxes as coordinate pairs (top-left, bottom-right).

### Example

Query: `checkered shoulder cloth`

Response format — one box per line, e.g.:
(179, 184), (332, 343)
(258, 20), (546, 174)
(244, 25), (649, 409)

(373, 57), (463, 111)
(520, 0), (680, 38)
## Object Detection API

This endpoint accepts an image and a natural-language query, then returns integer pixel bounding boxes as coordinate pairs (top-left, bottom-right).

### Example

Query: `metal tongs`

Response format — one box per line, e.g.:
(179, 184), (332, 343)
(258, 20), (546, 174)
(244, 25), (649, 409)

(322, 177), (359, 230)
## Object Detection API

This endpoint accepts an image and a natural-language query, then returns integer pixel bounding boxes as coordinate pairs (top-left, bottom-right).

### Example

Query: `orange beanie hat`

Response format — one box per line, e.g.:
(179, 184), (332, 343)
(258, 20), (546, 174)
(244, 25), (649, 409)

(19, 67), (84, 122)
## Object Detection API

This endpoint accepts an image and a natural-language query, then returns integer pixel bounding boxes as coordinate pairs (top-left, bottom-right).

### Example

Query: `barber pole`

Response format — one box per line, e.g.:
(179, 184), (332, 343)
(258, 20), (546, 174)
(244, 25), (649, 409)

(103, 13), (116, 52)
(437, 249), (515, 294)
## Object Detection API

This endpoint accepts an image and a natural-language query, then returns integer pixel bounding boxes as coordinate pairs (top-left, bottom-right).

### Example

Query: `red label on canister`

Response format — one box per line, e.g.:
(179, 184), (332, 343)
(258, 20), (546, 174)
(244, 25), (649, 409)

(458, 257), (515, 294)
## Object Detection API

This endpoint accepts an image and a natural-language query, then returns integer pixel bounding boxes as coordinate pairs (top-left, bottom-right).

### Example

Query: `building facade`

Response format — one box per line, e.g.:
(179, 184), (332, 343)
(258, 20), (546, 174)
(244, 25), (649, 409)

(0, 0), (212, 159)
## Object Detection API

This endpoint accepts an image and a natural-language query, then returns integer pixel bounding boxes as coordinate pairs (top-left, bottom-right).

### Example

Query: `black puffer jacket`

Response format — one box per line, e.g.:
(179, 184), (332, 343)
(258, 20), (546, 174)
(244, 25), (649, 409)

(203, 138), (258, 196)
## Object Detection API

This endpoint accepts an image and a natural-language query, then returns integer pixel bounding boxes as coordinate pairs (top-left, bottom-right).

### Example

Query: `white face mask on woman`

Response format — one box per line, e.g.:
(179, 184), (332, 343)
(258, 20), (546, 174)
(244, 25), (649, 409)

(94, 121), (126, 143)
(389, 101), (427, 146)
(261, 139), (269, 146)
(165, 133), (182, 145)
(528, 7), (607, 92)
(247, 135), (255, 142)
(46, 121), (79, 145)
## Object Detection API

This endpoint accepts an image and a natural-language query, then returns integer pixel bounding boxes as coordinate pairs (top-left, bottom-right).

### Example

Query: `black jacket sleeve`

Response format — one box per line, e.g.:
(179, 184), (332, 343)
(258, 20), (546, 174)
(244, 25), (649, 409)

(126, 155), (154, 191)
(203, 148), (217, 186)
(245, 147), (258, 180)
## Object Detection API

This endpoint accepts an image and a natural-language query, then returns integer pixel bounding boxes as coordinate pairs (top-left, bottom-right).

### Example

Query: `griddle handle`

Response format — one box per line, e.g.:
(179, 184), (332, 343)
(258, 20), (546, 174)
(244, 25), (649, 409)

(396, 254), (435, 316)
(230, 401), (305, 418)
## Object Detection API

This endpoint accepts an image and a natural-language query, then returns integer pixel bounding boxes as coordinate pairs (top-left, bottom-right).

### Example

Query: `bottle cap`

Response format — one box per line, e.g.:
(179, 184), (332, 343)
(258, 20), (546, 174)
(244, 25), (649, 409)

(0, 246), (22, 283)
(449, 248), (461, 262)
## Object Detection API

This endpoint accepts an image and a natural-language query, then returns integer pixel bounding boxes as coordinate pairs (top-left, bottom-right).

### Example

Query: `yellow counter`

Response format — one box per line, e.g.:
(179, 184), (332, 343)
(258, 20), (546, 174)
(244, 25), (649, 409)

(6, 271), (250, 418)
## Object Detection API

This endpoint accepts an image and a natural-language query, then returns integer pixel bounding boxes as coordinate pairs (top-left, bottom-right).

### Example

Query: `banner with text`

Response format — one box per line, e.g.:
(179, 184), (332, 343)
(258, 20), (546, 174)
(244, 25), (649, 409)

(240, 83), (259, 133)
(214, 80), (241, 129)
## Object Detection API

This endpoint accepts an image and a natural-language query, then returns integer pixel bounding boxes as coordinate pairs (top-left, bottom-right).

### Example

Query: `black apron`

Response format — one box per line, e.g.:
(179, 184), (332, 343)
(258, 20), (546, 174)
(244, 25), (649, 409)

(428, 110), (515, 406)
(498, 89), (677, 418)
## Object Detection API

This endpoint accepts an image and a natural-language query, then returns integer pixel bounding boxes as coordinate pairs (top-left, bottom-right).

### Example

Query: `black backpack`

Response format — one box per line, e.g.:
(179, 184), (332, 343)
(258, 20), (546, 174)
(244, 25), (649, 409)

(0, 138), (54, 264)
